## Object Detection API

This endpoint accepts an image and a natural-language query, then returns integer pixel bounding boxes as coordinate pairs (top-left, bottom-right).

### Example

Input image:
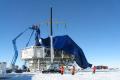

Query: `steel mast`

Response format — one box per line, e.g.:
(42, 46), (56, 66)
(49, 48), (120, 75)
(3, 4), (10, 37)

(50, 7), (54, 63)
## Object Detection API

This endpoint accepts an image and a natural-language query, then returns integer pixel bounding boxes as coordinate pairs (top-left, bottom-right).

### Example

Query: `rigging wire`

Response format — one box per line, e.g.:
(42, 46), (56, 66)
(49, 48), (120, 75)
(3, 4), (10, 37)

(25, 30), (34, 47)
(64, 23), (68, 35)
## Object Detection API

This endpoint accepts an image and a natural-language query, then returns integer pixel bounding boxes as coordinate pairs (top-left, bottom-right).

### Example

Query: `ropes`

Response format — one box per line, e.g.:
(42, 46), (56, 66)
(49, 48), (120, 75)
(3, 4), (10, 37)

(26, 30), (34, 47)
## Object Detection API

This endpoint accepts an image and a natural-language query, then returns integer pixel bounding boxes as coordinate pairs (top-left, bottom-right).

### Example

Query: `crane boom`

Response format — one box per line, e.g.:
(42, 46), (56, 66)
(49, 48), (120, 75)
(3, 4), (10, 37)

(11, 25), (41, 70)
(11, 28), (29, 67)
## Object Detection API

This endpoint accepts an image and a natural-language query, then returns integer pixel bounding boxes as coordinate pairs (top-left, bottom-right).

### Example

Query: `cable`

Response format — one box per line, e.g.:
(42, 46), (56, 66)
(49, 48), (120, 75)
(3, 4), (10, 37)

(26, 30), (34, 47)
(64, 23), (68, 35)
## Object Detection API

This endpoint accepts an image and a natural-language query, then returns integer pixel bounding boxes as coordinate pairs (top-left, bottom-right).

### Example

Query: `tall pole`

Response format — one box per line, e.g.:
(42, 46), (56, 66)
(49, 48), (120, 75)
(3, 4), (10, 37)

(50, 7), (54, 63)
(50, 7), (53, 36)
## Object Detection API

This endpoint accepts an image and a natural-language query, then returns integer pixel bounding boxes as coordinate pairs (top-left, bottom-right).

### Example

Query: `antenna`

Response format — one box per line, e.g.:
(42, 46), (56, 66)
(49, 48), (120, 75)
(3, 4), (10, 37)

(50, 7), (54, 63)
(50, 7), (53, 36)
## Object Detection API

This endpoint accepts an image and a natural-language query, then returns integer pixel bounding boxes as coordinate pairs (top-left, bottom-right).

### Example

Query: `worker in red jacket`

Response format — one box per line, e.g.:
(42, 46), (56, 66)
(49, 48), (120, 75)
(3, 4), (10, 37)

(59, 65), (64, 75)
(93, 66), (96, 74)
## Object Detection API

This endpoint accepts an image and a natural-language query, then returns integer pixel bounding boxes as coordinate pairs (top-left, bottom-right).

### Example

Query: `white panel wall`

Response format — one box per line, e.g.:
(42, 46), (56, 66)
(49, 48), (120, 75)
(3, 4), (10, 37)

(21, 47), (34, 59)
(21, 46), (46, 59)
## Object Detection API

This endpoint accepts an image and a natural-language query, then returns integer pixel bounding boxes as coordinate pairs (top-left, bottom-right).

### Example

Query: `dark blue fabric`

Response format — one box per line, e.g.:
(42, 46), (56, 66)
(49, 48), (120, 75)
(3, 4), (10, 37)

(42, 35), (92, 69)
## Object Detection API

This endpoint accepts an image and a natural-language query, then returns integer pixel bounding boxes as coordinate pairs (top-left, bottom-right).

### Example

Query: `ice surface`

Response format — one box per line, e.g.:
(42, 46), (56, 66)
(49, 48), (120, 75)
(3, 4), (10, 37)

(32, 71), (120, 80)
(2, 71), (120, 80)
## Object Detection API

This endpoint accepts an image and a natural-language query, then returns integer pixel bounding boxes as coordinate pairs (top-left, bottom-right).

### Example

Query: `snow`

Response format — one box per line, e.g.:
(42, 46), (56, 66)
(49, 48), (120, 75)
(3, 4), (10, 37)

(0, 73), (34, 80)
(1, 71), (120, 80)
(32, 71), (120, 80)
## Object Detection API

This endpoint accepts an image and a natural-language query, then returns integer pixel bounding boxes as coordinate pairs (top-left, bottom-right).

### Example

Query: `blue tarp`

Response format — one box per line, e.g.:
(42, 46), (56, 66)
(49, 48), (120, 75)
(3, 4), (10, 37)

(42, 35), (92, 69)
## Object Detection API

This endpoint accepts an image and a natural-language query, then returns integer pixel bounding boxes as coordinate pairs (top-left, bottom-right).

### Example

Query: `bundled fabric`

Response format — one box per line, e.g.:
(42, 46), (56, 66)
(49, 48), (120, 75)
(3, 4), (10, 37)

(42, 35), (92, 69)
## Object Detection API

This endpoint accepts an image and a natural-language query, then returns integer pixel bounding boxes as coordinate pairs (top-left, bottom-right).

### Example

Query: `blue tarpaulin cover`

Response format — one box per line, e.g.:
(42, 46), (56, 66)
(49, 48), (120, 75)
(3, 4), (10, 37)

(42, 35), (92, 69)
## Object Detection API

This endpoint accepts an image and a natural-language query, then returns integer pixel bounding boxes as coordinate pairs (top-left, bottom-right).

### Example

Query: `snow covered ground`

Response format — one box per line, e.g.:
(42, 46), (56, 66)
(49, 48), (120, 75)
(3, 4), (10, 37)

(1, 71), (120, 80)
(32, 71), (120, 80)
(0, 73), (34, 80)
